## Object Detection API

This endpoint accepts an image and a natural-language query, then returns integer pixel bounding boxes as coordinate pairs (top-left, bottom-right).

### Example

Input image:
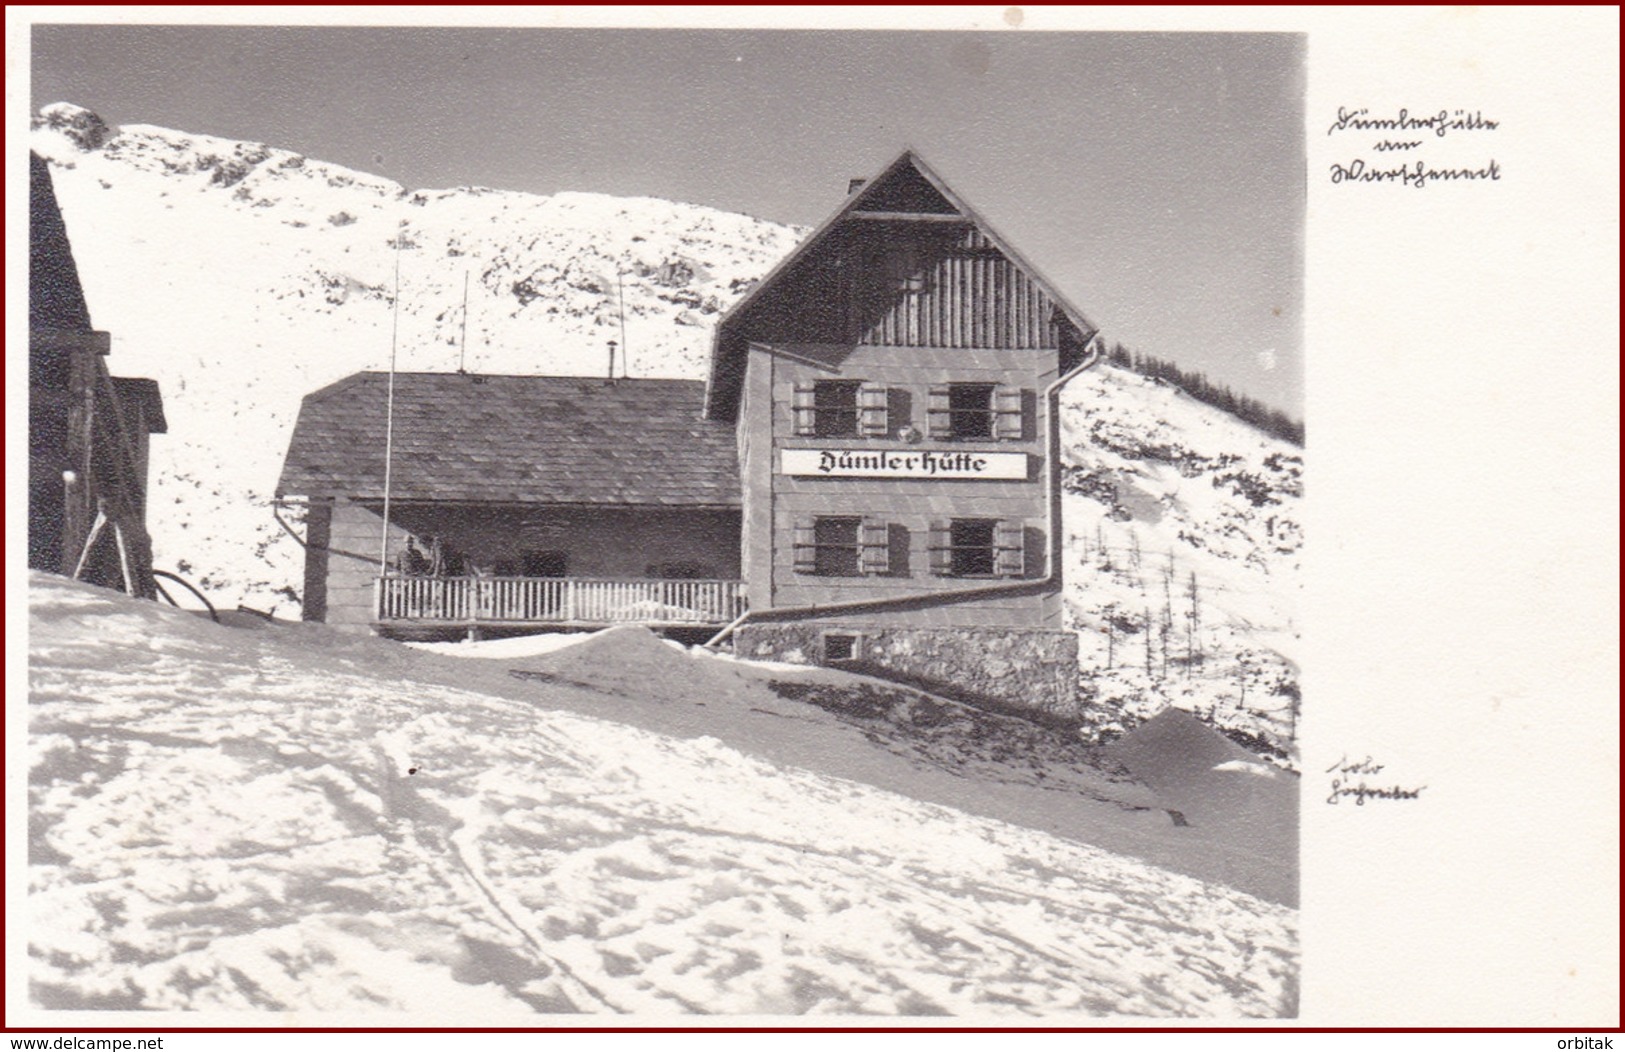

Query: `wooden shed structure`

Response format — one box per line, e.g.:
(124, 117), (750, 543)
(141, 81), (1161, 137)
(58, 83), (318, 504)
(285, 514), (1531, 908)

(276, 373), (743, 636)
(28, 152), (167, 598)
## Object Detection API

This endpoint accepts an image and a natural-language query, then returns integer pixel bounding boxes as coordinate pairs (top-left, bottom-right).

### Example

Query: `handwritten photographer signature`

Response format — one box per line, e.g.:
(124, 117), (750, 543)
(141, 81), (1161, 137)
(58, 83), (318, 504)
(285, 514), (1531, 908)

(1325, 753), (1426, 805)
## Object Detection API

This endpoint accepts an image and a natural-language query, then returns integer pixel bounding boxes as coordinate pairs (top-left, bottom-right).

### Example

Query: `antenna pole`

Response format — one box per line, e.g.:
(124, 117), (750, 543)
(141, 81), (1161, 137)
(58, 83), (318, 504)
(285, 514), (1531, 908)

(458, 269), (470, 373)
(379, 227), (403, 573)
(617, 270), (628, 378)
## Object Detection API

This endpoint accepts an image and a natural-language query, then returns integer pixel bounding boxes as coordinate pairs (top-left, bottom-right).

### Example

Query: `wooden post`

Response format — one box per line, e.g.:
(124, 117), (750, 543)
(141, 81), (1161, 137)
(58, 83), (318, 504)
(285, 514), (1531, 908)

(60, 470), (84, 577)
(61, 350), (97, 575)
(71, 506), (109, 581)
(112, 522), (137, 596)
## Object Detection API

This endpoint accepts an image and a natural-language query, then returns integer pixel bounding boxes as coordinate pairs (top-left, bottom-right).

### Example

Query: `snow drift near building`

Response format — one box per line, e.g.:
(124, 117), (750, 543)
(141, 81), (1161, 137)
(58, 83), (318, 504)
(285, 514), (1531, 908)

(27, 572), (1296, 1017)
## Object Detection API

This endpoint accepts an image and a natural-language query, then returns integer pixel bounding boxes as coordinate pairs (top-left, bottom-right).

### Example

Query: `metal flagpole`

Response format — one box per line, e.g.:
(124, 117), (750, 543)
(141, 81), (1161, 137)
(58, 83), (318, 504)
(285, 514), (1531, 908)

(458, 269), (470, 374)
(617, 270), (628, 378)
(378, 226), (403, 572)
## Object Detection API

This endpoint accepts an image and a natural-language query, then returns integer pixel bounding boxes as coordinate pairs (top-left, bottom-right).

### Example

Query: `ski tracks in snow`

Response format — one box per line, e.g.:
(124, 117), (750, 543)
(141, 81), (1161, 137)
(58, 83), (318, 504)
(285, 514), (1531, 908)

(27, 575), (1296, 1017)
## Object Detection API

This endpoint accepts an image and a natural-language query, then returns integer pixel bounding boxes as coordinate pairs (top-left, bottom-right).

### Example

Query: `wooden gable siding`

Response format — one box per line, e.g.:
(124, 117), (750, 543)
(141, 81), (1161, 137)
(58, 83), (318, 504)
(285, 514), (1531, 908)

(853, 226), (1062, 349)
(739, 224), (1063, 350)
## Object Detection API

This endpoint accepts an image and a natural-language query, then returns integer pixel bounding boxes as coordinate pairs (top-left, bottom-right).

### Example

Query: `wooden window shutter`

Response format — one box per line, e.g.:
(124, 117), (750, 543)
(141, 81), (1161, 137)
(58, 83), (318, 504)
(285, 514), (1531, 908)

(993, 386), (1025, 441)
(791, 383), (817, 436)
(926, 386), (952, 440)
(927, 520), (953, 576)
(859, 519), (890, 575)
(857, 384), (889, 437)
(994, 520), (1026, 577)
(792, 519), (818, 574)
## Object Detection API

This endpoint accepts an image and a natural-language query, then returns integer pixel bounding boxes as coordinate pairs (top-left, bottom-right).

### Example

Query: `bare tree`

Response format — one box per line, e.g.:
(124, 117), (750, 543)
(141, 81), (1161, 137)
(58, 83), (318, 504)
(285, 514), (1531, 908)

(1144, 608), (1155, 677)
(1186, 571), (1203, 669)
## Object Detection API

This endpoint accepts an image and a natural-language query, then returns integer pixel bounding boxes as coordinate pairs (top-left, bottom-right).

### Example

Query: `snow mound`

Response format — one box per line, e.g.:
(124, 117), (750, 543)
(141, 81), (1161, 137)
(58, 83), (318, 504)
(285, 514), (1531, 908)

(1105, 707), (1263, 777)
(28, 572), (1296, 1017)
(509, 625), (747, 699)
(1212, 760), (1280, 778)
(1100, 708), (1298, 886)
(407, 630), (605, 659)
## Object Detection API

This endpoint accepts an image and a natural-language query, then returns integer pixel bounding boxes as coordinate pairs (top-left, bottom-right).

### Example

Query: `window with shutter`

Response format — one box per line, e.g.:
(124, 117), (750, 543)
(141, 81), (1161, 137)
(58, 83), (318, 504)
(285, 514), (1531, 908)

(927, 520), (953, 576)
(795, 517), (864, 576)
(994, 520), (1026, 577)
(926, 386), (952, 440)
(859, 519), (890, 574)
(857, 384), (889, 437)
(946, 383), (996, 439)
(993, 386), (1025, 441)
(927, 519), (1027, 577)
(812, 380), (861, 437)
(791, 383), (817, 437)
(792, 520), (819, 574)
(948, 519), (998, 576)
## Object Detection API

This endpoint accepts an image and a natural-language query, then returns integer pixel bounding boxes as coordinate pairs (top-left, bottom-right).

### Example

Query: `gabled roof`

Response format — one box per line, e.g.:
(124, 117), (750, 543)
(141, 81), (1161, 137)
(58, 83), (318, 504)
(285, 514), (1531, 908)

(277, 373), (738, 507)
(704, 149), (1098, 420)
(30, 152), (93, 332)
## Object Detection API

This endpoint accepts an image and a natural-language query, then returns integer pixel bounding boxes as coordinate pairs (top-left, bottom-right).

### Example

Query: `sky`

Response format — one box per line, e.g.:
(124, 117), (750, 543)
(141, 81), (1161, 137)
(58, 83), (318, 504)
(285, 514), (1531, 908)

(29, 22), (1304, 414)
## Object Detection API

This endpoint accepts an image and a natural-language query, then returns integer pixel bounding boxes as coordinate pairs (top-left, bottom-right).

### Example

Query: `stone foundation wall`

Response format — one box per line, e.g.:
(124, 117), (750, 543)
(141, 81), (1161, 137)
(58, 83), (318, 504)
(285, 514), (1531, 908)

(735, 622), (1080, 723)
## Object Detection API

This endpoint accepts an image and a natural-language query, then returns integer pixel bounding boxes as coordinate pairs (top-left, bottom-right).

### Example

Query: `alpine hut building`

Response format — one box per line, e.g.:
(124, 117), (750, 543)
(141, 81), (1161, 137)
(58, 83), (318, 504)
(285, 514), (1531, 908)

(277, 150), (1099, 718)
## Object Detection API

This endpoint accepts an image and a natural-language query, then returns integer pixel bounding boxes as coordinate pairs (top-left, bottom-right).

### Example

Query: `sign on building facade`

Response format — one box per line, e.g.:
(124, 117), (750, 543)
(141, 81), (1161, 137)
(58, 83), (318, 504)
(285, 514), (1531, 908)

(779, 448), (1029, 480)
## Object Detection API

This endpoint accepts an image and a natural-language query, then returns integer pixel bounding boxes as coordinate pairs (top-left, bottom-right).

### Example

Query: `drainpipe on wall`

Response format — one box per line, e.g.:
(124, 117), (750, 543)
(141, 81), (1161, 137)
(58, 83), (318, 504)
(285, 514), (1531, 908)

(704, 338), (1102, 649)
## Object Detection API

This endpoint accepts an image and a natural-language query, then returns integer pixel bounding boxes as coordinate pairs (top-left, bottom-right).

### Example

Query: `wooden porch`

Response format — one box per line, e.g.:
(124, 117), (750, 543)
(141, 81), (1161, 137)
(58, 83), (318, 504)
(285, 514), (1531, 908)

(375, 574), (746, 629)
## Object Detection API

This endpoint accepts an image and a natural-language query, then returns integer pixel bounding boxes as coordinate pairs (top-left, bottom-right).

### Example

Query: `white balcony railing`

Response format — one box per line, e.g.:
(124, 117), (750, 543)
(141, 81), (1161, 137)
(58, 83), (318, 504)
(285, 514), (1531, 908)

(376, 575), (746, 626)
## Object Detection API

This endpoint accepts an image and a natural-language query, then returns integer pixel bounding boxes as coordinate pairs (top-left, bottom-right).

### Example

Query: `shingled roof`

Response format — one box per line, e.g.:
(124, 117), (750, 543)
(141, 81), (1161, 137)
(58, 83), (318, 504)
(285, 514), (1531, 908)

(276, 373), (739, 507)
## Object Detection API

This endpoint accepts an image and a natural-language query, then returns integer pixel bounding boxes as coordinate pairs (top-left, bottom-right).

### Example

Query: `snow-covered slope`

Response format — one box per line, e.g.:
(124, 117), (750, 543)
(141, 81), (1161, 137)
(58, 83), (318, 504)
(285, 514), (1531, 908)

(27, 572), (1297, 1017)
(30, 104), (803, 610)
(1061, 366), (1302, 758)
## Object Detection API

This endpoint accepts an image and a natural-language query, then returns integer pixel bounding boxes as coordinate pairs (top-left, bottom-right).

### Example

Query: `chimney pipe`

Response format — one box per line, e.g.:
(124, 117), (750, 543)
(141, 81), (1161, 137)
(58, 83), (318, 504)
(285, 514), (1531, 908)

(847, 177), (867, 195)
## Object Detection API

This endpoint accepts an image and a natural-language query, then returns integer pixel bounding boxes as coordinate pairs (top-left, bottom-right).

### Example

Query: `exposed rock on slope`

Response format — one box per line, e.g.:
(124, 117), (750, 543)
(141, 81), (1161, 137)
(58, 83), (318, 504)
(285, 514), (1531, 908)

(1061, 366), (1302, 760)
